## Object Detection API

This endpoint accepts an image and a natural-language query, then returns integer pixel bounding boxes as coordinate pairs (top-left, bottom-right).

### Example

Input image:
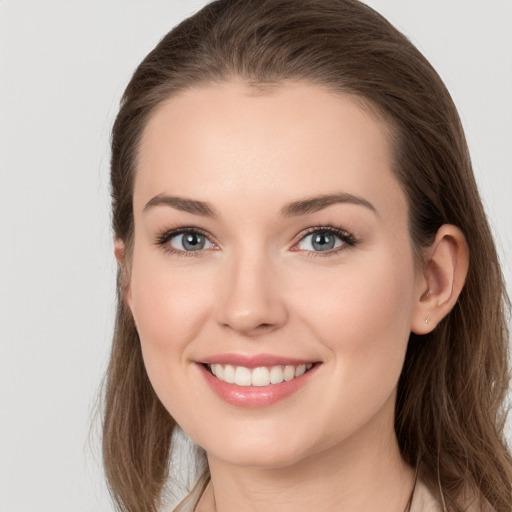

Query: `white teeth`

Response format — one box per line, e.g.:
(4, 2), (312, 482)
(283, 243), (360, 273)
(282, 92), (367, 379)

(223, 364), (236, 384)
(283, 365), (295, 381)
(234, 366), (252, 386)
(251, 367), (270, 386)
(295, 364), (306, 377)
(209, 363), (314, 386)
(269, 365), (284, 384)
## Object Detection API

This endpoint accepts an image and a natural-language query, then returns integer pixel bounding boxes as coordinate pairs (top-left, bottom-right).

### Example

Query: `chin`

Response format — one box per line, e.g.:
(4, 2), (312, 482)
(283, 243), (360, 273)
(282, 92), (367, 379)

(209, 442), (308, 469)
(199, 422), (321, 469)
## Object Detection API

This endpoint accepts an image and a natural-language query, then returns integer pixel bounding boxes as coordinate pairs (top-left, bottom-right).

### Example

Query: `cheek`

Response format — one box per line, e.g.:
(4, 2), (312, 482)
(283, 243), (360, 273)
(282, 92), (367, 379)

(338, 262), (413, 345)
(295, 248), (416, 401)
(298, 250), (414, 333)
(127, 249), (215, 393)
(130, 248), (210, 339)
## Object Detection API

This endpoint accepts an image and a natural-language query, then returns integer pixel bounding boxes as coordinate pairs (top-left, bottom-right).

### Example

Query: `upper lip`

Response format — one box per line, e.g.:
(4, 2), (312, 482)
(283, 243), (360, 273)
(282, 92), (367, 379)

(197, 353), (319, 368)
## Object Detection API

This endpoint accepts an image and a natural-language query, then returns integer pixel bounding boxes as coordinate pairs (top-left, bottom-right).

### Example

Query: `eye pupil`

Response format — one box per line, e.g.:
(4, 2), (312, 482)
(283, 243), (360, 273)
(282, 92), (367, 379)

(312, 232), (335, 251)
(183, 233), (205, 251)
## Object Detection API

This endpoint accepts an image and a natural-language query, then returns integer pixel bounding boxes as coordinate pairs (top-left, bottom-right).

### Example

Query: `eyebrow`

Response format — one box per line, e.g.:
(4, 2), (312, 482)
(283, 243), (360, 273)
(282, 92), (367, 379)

(281, 193), (377, 217)
(143, 195), (218, 217)
(143, 192), (377, 218)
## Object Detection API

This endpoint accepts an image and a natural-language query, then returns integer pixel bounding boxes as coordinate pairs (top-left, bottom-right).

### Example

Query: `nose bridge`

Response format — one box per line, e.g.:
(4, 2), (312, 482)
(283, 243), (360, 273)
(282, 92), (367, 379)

(216, 243), (287, 335)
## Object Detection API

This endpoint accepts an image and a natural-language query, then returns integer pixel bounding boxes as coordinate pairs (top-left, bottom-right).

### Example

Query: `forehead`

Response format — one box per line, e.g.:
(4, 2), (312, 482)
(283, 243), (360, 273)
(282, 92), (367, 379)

(135, 81), (406, 220)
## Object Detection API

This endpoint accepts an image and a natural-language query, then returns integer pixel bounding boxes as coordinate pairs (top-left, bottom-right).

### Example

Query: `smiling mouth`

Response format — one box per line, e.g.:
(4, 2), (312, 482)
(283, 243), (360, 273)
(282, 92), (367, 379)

(206, 363), (315, 387)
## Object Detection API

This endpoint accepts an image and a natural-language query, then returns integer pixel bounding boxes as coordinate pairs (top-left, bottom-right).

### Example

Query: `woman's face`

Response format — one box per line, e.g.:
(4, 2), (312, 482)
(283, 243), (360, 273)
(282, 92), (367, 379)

(126, 81), (425, 468)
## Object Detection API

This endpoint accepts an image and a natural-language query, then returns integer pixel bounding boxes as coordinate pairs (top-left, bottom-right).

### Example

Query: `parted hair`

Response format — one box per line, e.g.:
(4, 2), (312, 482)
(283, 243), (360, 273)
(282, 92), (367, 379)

(103, 1), (512, 511)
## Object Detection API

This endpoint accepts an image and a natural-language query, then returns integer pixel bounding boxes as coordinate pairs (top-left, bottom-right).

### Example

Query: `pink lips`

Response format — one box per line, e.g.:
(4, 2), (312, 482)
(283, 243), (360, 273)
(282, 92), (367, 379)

(197, 353), (319, 408)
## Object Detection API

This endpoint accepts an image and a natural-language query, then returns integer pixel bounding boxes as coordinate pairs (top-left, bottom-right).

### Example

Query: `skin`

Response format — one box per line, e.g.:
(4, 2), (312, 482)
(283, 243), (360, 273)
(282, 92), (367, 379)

(116, 81), (468, 512)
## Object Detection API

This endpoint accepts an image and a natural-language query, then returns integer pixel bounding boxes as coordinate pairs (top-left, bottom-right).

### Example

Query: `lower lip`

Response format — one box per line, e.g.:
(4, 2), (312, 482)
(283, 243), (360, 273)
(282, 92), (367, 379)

(198, 364), (319, 408)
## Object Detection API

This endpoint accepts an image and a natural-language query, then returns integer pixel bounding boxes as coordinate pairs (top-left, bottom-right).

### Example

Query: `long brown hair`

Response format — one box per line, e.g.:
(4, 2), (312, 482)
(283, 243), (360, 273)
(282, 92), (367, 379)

(103, 1), (512, 510)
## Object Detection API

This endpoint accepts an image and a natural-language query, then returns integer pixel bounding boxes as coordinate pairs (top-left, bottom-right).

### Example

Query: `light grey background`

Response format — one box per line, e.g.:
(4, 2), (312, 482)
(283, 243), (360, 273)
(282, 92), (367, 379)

(0, 1), (510, 511)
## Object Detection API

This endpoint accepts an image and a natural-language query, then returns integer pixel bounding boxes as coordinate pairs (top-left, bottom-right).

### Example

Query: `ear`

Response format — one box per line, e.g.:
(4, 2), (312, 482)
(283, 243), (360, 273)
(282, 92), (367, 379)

(114, 238), (133, 308)
(411, 225), (469, 335)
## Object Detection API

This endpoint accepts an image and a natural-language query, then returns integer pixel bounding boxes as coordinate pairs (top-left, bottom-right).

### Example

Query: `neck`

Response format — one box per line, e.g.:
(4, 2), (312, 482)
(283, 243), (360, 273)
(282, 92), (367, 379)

(196, 402), (415, 512)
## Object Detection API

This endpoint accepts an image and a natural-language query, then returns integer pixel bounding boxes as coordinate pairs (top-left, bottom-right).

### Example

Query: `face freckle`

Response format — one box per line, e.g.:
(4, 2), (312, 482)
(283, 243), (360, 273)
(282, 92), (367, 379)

(127, 80), (422, 469)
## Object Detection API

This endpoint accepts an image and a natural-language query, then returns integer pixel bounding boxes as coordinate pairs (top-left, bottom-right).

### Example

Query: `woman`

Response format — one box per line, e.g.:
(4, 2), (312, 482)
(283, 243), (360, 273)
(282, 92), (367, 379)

(102, 1), (512, 511)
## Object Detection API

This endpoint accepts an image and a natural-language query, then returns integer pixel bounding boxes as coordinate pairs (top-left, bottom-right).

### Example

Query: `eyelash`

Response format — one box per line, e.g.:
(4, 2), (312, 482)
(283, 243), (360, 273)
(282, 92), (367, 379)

(154, 226), (358, 258)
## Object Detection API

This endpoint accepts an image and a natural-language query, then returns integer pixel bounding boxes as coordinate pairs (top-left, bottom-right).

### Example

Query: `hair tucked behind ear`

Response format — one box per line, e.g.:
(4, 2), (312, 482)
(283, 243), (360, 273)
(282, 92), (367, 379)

(103, 1), (511, 511)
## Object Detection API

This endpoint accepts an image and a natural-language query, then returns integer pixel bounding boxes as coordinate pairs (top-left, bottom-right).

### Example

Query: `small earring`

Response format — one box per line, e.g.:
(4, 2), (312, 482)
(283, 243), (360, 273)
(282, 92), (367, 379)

(425, 316), (431, 324)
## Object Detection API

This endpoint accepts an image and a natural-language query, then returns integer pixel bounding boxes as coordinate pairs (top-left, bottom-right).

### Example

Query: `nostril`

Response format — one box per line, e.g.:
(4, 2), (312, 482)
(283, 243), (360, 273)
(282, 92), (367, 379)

(221, 321), (278, 337)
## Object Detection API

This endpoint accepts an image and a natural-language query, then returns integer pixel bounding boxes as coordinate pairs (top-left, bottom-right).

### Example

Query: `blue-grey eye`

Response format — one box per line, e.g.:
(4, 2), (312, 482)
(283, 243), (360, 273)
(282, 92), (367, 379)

(297, 230), (344, 252)
(169, 232), (213, 251)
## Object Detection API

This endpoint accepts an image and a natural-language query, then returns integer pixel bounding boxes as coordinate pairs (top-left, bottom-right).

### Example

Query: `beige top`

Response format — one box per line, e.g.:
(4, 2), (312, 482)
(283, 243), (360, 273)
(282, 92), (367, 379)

(409, 480), (443, 512)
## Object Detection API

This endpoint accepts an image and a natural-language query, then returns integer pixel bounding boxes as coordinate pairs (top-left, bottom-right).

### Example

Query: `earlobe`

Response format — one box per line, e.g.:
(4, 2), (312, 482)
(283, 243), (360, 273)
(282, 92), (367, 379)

(114, 238), (126, 266)
(114, 238), (133, 307)
(411, 225), (469, 335)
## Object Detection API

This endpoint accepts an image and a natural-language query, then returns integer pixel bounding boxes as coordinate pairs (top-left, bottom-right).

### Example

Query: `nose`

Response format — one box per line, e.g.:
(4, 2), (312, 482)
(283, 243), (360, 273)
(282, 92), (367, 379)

(215, 251), (288, 337)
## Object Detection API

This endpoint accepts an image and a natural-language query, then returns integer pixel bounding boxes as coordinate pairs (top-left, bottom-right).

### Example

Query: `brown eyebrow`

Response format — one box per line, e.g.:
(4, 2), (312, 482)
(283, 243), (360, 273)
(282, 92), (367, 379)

(143, 195), (218, 217)
(281, 193), (377, 217)
(143, 192), (376, 218)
